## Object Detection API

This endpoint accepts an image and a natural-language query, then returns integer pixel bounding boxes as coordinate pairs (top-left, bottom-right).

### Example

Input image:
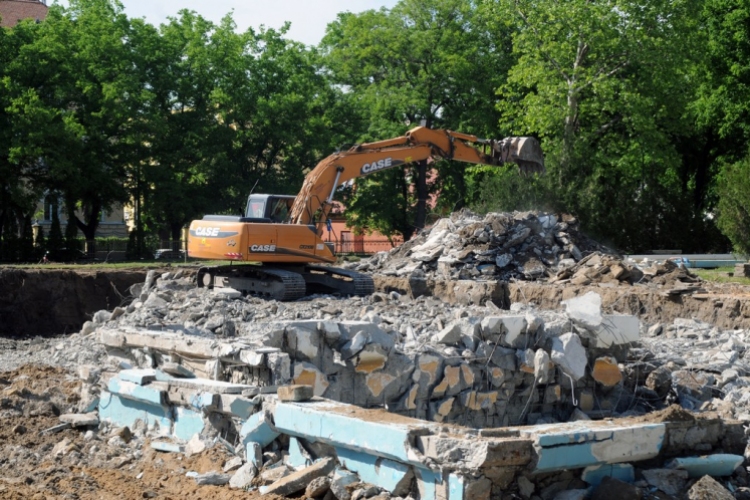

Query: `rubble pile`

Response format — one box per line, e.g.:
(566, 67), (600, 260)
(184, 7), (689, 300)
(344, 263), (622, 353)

(89, 271), (658, 427)
(347, 210), (614, 281)
(3, 269), (750, 499)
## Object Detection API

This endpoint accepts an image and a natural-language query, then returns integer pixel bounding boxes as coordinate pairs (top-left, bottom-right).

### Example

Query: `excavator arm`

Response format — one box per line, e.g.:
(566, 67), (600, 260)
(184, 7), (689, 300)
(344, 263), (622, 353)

(289, 126), (545, 226)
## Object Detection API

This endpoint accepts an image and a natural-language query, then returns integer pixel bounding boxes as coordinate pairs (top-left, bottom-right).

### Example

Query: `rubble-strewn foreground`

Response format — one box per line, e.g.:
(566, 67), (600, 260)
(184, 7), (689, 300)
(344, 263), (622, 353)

(0, 210), (749, 499)
(2, 257), (749, 500)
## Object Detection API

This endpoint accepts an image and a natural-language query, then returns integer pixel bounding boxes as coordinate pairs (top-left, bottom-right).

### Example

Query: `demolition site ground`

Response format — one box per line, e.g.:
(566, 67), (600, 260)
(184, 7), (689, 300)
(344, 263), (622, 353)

(2, 210), (750, 500)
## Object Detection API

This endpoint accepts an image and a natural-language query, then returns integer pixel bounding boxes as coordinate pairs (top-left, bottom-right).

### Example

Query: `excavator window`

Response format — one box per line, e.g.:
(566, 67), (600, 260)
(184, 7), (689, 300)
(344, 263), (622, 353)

(249, 200), (265, 219)
(269, 198), (291, 222)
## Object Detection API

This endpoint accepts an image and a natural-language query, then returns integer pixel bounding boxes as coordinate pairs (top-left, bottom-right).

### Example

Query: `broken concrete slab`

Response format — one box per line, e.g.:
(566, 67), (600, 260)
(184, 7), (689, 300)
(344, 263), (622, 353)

(336, 446), (414, 496)
(516, 420), (665, 472)
(59, 412), (99, 428)
(239, 410), (279, 448)
(260, 457), (336, 496)
(667, 454), (744, 478)
(588, 315), (640, 348)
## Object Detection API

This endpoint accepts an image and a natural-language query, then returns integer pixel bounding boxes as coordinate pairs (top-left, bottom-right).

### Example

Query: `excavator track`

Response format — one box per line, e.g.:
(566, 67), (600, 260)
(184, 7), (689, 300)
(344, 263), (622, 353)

(302, 265), (375, 296)
(196, 265), (307, 301)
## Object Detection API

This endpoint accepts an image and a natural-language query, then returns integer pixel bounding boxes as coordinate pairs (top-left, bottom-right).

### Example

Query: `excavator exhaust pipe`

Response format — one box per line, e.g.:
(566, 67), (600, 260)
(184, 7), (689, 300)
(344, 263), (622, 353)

(495, 137), (545, 176)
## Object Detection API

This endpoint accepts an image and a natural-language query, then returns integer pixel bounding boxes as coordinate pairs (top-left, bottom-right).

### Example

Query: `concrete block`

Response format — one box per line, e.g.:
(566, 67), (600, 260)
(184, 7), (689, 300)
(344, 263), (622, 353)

(247, 441), (263, 467)
(107, 378), (166, 406)
(272, 400), (438, 467)
(292, 363), (329, 396)
(59, 412), (99, 428)
(582, 464), (635, 486)
(278, 384), (314, 402)
(261, 457), (336, 496)
(590, 315), (640, 348)
(150, 441), (184, 453)
(219, 394), (257, 419)
(355, 344), (389, 373)
(239, 410), (280, 448)
(287, 437), (311, 469)
(284, 322), (321, 361)
(436, 322), (463, 345)
(592, 357), (622, 388)
(551, 333), (587, 381)
(336, 447), (414, 496)
(173, 407), (205, 441)
(667, 454), (744, 478)
(417, 435), (533, 469)
(518, 421), (665, 472)
(98, 390), (171, 434)
(562, 291), (602, 329)
(499, 316), (526, 347)
(229, 462), (257, 489)
(687, 475), (735, 500)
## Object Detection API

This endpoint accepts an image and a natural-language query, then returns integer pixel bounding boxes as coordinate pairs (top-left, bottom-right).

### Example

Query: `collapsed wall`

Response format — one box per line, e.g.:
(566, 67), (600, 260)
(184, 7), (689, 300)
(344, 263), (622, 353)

(94, 271), (649, 428)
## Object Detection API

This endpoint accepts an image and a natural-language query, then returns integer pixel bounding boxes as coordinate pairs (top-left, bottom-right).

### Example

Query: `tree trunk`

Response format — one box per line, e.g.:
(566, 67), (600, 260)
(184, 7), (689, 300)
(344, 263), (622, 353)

(75, 200), (101, 256)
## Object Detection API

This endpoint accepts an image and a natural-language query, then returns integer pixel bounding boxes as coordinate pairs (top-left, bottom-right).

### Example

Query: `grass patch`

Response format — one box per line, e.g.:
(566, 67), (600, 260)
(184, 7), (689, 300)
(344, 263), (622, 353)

(693, 266), (750, 285)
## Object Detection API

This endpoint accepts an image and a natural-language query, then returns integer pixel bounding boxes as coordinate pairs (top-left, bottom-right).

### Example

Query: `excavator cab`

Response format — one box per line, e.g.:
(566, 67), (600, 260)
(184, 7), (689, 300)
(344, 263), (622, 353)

(244, 194), (295, 223)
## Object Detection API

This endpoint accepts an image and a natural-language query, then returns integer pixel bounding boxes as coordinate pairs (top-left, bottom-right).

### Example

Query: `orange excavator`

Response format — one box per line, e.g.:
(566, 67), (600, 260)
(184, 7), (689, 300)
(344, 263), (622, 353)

(187, 126), (544, 300)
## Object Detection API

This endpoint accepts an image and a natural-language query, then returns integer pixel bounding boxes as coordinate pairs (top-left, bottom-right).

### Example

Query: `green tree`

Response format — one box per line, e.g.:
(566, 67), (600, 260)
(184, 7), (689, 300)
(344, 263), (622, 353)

(321, 0), (513, 240)
(5, 0), (144, 255)
(699, 0), (750, 253)
(486, 0), (716, 252)
(0, 18), (45, 261)
(716, 157), (750, 255)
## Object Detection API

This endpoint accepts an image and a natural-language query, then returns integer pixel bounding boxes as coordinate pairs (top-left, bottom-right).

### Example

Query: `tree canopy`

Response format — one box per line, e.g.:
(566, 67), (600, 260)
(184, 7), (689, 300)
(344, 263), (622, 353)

(1, 0), (749, 260)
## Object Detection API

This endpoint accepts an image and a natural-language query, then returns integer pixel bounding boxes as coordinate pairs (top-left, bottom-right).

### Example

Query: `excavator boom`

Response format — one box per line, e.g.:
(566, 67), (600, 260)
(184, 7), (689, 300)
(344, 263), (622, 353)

(289, 126), (544, 226)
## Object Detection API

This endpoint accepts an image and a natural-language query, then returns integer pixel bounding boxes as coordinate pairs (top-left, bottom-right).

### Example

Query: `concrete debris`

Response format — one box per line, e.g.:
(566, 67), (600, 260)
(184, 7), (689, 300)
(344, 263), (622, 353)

(228, 462), (257, 488)
(687, 475), (735, 500)
(6, 259), (750, 500)
(192, 471), (230, 485)
(641, 468), (688, 496)
(261, 457), (336, 496)
(346, 210), (613, 282)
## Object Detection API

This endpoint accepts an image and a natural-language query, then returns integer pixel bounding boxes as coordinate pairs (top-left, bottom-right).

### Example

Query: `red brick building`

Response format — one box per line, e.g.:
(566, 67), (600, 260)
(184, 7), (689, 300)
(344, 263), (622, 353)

(0, 0), (48, 28)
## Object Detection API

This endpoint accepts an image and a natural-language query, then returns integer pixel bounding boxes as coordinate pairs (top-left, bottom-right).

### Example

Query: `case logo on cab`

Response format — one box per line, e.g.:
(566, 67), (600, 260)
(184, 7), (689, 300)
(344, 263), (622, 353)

(194, 227), (221, 237)
(250, 244), (276, 252)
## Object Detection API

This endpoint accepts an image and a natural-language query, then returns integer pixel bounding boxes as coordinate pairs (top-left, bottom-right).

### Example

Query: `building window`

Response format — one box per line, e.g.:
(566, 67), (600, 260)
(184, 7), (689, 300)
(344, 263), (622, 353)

(43, 195), (58, 221)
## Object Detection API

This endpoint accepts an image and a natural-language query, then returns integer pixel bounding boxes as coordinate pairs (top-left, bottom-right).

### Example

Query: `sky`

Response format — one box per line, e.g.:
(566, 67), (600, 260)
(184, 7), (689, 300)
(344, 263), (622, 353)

(54, 0), (399, 46)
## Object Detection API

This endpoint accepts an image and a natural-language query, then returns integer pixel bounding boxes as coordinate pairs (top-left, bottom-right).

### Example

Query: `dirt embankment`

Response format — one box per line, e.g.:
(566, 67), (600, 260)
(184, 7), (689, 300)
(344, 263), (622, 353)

(510, 281), (750, 329)
(0, 269), (148, 337)
(374, 274), (750, 328)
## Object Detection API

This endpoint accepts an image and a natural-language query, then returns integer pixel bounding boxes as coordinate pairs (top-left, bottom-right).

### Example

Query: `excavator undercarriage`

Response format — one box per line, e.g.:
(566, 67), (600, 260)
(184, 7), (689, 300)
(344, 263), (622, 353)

(196, 264), (375, 301)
